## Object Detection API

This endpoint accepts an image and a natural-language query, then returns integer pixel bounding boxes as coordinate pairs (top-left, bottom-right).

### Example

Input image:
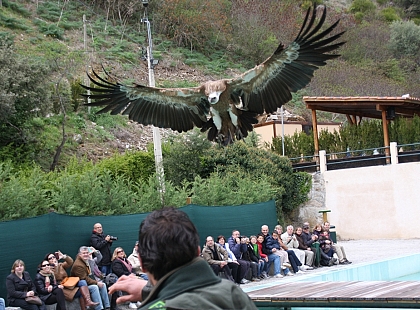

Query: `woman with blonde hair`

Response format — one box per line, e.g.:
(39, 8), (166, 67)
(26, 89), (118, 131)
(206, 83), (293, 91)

(6, 259), (43, 310)
(111, 248), (139, 309)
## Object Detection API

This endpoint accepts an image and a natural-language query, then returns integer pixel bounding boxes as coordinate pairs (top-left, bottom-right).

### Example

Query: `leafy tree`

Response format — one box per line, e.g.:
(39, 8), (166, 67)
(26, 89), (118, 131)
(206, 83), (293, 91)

(0, 37), (52, 147)
(163, 128), (212, 186)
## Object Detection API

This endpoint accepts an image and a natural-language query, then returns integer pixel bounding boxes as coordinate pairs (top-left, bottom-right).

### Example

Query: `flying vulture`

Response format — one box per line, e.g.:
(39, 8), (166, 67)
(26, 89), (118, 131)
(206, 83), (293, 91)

(82, 5), (345, 145)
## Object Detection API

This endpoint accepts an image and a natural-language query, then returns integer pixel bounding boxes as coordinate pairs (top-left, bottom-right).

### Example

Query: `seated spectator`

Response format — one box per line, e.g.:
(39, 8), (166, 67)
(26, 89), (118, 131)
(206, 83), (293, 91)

(301, 223), (320, 267)
(6, 259), (44, 310)
(217, 235), (241, 284)
(271, 225), (293, 270)
(242, 236), (261, 282)
(271, 231), (301, 275)
(281, 225), (312, 271)
(127, 241), (148, 280)
(71, 246), (110, 310)
(227, 230), (250, 284)
(319, 230), (338, 266)
(255, 234), (269, 278)
(313, 224), (323, 239)
(111, 247), (141, 309)
(86, 247), (104, 282)
(202, 236), (235, 283)
(248, 236), (267, 280)
(295, 226), (315, 267)
(34, 260), (67, 310)
(111, 248), (134, 277)
(323, 221), (352, 264)
(45, 251), (99, 310)
(260, 225), (283, 278)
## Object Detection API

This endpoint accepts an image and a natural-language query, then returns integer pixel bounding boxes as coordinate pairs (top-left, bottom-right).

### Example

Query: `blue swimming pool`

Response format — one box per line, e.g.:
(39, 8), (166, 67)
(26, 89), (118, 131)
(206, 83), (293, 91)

(244, 253), (420, 309)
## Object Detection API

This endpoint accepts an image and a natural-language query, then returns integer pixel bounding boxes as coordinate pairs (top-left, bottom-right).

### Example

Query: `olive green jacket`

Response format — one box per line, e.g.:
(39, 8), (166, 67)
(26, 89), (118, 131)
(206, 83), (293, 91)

(140, 257), (257, 310)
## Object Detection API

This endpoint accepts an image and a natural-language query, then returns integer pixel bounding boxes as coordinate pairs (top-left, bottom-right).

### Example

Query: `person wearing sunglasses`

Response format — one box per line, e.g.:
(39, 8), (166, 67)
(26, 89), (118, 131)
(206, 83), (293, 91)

(111, 248), (140, 309)
(34, 260), (67, 310)
(43, 252), (99, 310)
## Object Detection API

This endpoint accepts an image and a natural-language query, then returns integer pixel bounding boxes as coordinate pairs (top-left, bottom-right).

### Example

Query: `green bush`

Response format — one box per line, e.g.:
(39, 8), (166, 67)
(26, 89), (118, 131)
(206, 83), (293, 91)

(2, 0), (32, 17)
(349, 0), (376, 14)
(0, 163), (53, 220)
(97, 151), (155, 183)
(389, 20), (420, 58)
(33, 19), (64, 40)
(381, 7), (401, 22)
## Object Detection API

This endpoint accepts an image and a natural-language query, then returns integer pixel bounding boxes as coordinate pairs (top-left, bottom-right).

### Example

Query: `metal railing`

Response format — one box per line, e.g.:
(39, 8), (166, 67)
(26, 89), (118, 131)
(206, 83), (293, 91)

(291, 142), (420, 172)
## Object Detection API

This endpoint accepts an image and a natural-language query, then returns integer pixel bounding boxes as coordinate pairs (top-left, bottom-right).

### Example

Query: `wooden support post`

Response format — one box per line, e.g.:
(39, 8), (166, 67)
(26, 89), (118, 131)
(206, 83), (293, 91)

(381, 109), (391, 164)
(311, 109), (319, 167)
(318, 210), (331, 223)
(186, 197), (192, 205)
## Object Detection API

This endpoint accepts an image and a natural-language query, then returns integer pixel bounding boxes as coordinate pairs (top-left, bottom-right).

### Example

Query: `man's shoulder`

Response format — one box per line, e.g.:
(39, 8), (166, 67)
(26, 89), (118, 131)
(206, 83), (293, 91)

(164, 279), (257, 310)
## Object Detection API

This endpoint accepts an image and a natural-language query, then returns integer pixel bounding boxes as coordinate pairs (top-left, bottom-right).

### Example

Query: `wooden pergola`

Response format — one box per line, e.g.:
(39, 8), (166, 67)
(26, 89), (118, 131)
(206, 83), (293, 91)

(303, 96), (420, 161)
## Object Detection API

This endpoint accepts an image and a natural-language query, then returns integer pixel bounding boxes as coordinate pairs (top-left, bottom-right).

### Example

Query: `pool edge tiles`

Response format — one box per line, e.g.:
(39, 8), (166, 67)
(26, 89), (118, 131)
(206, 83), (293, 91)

(242, 252), (420, 293)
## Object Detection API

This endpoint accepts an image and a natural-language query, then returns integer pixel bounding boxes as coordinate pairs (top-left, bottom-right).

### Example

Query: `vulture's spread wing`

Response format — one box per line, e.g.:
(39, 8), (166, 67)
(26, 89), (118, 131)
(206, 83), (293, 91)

(228, 5), (345, 114)
(82, 70), (210, 132)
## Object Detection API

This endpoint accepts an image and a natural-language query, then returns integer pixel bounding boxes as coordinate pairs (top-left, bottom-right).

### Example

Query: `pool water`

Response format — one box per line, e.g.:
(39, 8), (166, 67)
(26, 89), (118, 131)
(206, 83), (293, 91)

(245, 253), (420, 310)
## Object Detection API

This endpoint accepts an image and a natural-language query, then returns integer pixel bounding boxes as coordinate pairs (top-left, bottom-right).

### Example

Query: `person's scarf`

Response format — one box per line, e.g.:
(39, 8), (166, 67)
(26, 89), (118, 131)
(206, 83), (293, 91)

(252, 243), (259, 256)
(117, 258), (132, 273)
(39, 270), (56, 286)
(91, 260), (103, 278)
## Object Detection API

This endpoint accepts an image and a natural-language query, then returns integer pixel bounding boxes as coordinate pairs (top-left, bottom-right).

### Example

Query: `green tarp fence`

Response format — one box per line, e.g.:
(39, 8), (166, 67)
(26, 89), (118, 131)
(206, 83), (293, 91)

(0, 200), (277, 300)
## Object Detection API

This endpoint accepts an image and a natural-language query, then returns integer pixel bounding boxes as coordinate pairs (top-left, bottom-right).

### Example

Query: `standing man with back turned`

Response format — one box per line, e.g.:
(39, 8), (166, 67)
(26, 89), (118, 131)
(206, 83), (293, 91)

(109, 207), (257, 310)
(90, 223), (113, 275)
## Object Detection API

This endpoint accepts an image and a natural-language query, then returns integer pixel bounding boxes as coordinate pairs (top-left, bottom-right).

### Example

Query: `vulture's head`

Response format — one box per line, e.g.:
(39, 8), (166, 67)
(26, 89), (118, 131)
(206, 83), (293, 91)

(204, 80), (227, 105)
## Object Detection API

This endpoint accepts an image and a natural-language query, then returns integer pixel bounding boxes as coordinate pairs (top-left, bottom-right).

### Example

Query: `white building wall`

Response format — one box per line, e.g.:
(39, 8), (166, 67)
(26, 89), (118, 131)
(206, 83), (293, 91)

(324, 162), (420, 240)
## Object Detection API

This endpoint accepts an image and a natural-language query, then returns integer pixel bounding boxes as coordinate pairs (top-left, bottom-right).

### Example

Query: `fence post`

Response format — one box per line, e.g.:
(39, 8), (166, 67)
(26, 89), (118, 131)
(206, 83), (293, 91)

(390, 142), (398, 165)
(319, 150), (327, 173)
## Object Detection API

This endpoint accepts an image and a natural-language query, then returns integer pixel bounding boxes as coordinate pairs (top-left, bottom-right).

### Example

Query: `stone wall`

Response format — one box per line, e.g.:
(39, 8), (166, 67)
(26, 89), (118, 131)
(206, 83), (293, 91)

(297, 172), (327, 228)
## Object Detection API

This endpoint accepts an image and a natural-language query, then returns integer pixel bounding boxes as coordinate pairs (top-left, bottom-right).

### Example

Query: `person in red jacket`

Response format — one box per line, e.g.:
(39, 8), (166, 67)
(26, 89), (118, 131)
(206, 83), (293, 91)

(256, 235), (269, 278)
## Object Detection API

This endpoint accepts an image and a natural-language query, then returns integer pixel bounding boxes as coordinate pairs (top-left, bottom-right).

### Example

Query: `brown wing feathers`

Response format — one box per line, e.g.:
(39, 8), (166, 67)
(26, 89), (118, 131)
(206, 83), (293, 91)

(236, 5), (345, 115)
(82, 70), (210, 132)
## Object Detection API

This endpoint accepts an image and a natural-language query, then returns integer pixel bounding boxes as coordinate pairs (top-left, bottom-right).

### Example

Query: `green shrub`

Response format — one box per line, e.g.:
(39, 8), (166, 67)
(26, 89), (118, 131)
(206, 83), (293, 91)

(0, 13), (29, 30)
(349, 0), (376, 13)
(0, 163), (53, 220)
(187, 170), (276, 206)
(2, 0), (32, 17)
(389, 20), (420, 58)
(97, 151), (155, 183)
(377, 58), (406, 82)
(33, 19), (64, 40)
(381, 7), (401, 22)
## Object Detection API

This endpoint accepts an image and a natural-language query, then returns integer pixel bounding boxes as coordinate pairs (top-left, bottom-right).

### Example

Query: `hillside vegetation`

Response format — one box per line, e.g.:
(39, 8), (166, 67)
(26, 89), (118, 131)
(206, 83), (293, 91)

(1, 0), (420, 221)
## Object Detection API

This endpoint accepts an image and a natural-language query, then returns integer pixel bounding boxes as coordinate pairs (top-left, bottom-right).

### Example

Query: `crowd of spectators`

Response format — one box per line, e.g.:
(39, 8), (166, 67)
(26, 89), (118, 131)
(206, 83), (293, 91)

(4, 223), (148, 310)
(4, 220), (350, 310)
(202, 222), (351, 284)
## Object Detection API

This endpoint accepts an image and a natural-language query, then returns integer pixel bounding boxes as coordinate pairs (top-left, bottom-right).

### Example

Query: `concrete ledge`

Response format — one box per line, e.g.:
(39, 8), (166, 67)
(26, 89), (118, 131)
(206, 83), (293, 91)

(6, 299), (80, 310)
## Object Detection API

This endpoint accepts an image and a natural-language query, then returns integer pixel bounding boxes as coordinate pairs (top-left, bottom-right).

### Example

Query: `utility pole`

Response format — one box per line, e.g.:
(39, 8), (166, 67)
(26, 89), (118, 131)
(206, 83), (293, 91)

(141, 0), (165, 196)
(83, 14), (91, 113)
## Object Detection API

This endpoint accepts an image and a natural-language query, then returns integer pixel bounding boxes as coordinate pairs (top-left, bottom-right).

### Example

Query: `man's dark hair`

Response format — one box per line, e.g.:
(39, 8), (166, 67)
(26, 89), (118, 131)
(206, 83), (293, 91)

(138, 207), (200, 280)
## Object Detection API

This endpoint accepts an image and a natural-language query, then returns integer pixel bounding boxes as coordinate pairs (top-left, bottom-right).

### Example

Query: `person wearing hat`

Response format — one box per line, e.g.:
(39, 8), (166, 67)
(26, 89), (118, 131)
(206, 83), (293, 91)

(301, 222), (320, 266)
(127, 241), (148, 281)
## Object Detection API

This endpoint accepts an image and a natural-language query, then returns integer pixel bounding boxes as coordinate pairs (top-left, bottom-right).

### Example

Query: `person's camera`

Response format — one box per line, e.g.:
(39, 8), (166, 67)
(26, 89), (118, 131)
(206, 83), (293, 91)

(109, 236), (118, 241)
